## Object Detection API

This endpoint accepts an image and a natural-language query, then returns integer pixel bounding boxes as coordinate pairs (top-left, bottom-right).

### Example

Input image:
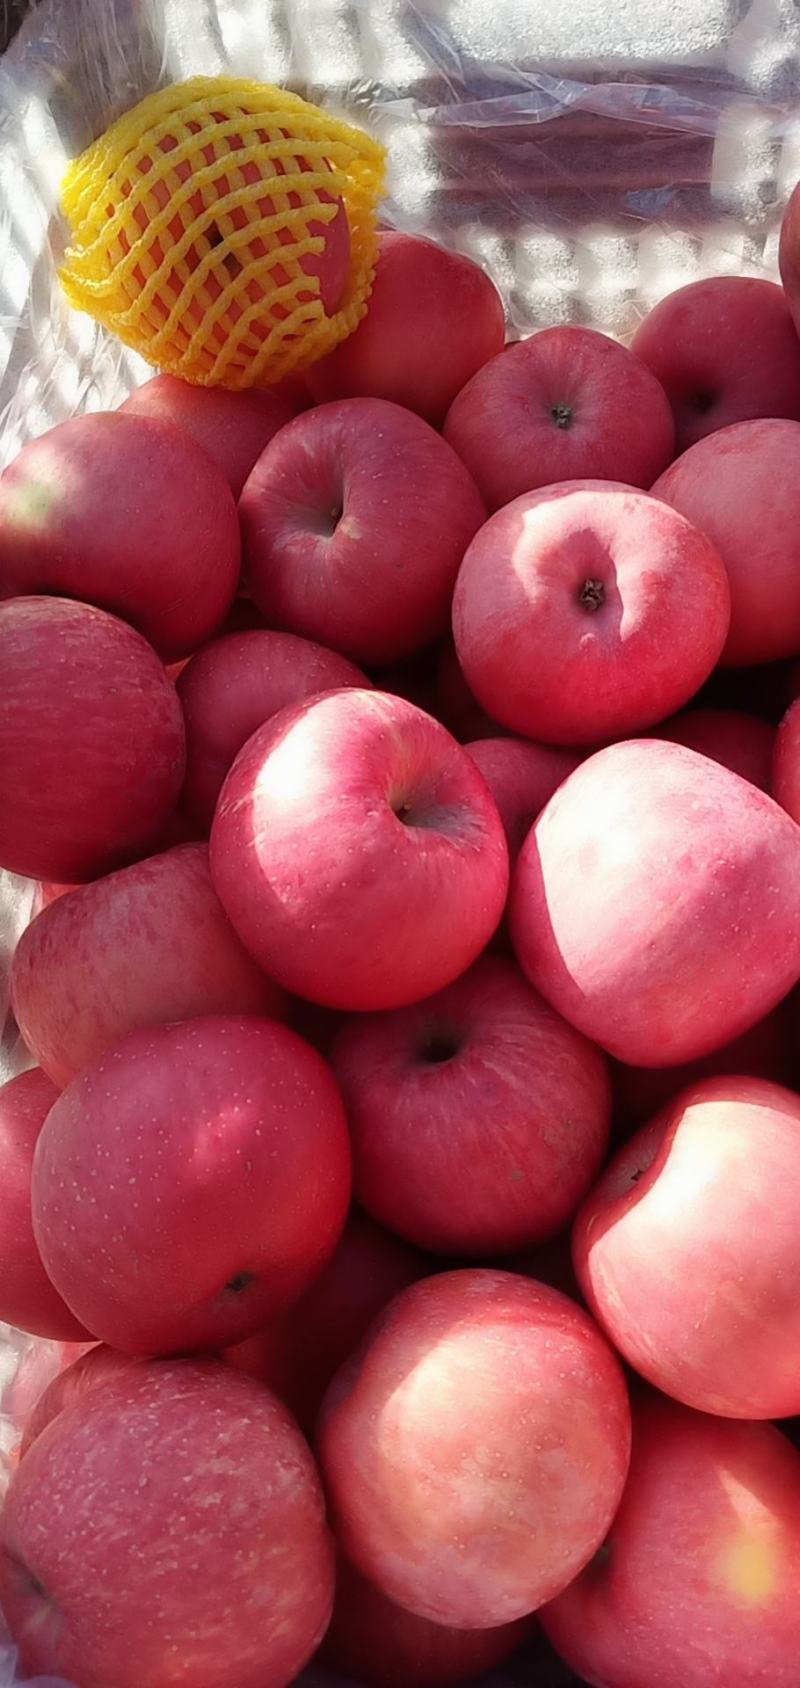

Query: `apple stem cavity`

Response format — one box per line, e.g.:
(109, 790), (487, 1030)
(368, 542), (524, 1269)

(551, 402), (574, 430)
(418, 1030), (461, 1065)
(224, 1271), (255, 1297)
(579, 578), (606, 612)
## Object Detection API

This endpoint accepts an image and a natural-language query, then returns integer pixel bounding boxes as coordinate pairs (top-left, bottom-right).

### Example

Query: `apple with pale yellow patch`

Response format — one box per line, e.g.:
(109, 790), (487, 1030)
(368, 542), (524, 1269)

(541, 1393), (800, 1688)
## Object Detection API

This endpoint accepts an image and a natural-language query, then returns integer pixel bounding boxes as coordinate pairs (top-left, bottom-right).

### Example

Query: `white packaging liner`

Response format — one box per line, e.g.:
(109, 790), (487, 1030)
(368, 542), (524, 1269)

(0, 1), (799, 1681)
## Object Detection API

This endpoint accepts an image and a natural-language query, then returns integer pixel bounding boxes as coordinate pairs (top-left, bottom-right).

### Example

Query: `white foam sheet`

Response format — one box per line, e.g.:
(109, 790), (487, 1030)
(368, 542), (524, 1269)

(0, 1), (799, 1682)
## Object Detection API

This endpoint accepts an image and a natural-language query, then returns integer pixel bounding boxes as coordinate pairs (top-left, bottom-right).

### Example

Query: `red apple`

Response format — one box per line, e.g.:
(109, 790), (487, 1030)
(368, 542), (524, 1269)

(239, 398), (486, 664)
(0, 597), (185, 882)
(631, 276), (800, 452)
(307, 231), (506, 424)
(0, 1069), (87, 1341)
(177, 629), (369, 828)
(453, 482), (730, 744)
(317, 1268), (631, 1628)
(0, 413), (240, 659)
(464, 737), (579, 860)
(0, 1357), (334, 1688)
(541, 1394), (800, 1688)
(611, 999), (794, 1133)
(320, 1554), (531, 1688)
(11, 843), (285, 1088)
(653, 705), (775, 791)
(575, 1075), (800, 1417)
(510, 739), (800, 1066)
(444, 325), (674, 511)
(31, 1015), (351, 1353)
(19, 1343), (136, 1459)
(210, 689), (509, 1011)
(121, 373), (299, 496)
(224, 1210), (427, 1431)
(332, 954), (610, 1254)
(652, 418), (800, 666)
(774, 698), (800, 824)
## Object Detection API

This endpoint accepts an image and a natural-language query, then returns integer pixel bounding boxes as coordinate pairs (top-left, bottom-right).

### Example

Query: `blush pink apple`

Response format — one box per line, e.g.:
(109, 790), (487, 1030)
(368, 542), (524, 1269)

(224, 1210), (427, 1432)
(11, 843), (285, 1088)
(652, 418), (800, 666)
(332, 954), (610, 1254)
(610, 999), (794, 1133)
(210, 689), (509, 1011)
(575, 1075), (800, 1417)
(444, 325), (675, 511)
(239, 398), (486, 664)
(464, 737), (578, 860)
(631, 276), (800, 451)
(510, 739), (800, 1066)
(121, 373), (299, 497)
(0, 597), (185, 882)
(0, 1070), (88, 1341)
(0, 1357), (334, 1688)
(317, 1268), (631, 1628)
(653, 705), (775, 792)
(774, 698), (800, 824)
(19, 1343), (136, 1460)
(0, 413), (240, 659)
(177, 629), (368, 828)
(31, 1015), (351, 1354)
(453, 482), (730, 744)
(307, 231), (506, 424)
(541, 1394), (800, 1688)
(320, 1554), (531, 1688)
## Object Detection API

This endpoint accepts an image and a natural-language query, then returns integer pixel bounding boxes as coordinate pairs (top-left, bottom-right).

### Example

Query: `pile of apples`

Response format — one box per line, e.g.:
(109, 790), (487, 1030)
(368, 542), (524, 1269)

(3, 212), (800, 1688)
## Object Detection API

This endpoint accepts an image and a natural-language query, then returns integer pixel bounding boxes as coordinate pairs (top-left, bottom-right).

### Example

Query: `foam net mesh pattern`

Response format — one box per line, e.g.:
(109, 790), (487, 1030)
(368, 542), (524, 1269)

(60, 77), (386, 387)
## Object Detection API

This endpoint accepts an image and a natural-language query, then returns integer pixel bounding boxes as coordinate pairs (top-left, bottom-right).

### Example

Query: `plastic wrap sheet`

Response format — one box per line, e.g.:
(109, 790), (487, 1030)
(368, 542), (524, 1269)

(1, 1), (799, 1682)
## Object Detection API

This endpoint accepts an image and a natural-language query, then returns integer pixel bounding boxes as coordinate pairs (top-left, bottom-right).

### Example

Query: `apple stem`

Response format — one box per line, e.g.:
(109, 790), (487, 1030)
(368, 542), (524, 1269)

(579, 578), (605, 612)
(551, 402), (573, 430)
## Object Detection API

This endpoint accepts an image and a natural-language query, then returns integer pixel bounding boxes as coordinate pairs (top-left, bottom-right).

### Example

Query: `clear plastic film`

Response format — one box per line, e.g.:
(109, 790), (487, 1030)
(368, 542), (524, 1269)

(1, 1), (799, 1681)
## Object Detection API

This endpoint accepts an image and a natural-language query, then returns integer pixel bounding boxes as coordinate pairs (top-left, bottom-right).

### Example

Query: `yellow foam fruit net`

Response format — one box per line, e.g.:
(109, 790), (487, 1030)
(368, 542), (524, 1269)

(60, 76), (387, 388)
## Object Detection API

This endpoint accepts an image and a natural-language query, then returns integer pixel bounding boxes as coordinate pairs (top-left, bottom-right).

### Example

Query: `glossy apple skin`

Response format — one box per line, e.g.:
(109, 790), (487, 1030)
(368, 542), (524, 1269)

(774, 698), (800, 824)
(177, 629), (368, 828)
(510, 739), (800, 1067)
(31, 1016), (351, 1355)
(317, 1268), (631, 1629)
(652, 418), (800, 667)
(652, 705), (774, 792)
(452, 481), (730, 745)
(541, 1394), (800, 1688)
(320, 1554), (532, 1688)
(464, 737), (579, 861)
(0, 412), (240, 659)
(332, 954), (610, 1255)
(210, 689), (509, 1012)
(308, 231), (506, 424)
(575, 1075), (800, 1418)
(444, 325), (674, 511)
(121, 373), (299, 497)
(632, 276), (800, 451)
(11, 843), (285, 1088)
(0, 1070), (88, 1341)
(0, 597), (185, 883)
(0, 1358), (334, 1688)
(239, 398), (486, 665)
(223, 1211), (427, 1433)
